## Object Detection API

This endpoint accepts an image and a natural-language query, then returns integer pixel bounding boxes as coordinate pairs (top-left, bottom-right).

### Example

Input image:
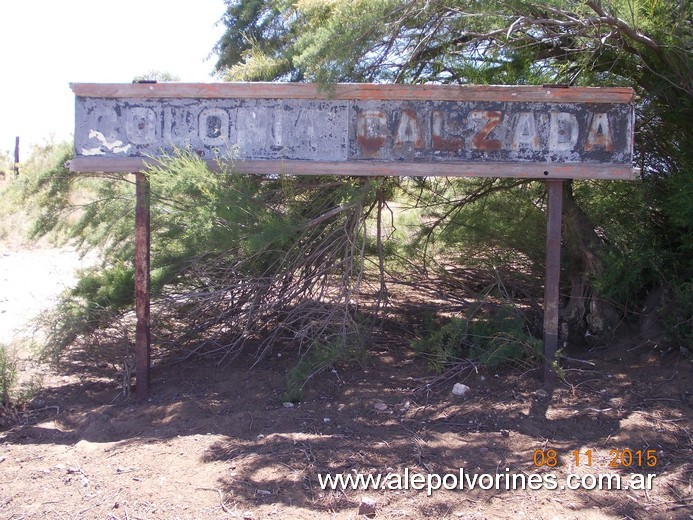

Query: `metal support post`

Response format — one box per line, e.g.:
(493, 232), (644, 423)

(543, 180), (564, 384)
(134, 172), (151, 399)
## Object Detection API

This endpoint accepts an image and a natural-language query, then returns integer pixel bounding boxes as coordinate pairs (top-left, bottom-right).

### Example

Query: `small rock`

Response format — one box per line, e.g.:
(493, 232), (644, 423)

(323, 417), (331, 423)
(534, 389), (549, 398)
(399, 401), (411, 412)
(500, 429), (510, 437)
(358, 496), (377, 517)
(75, 439), (100, 453)
(374, 402), (388, 412)
(27, 398), (46, 410)
(452, 383), (470, 396)
(242, 512), (255, 520)
(256, 489), (272, 496)
(479, 447), (489, 454)
(0, 456), (6, 463)
(282, 402), (294, 408)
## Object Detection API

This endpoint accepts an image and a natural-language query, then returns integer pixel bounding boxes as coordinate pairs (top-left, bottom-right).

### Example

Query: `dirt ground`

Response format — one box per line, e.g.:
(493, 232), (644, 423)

(0, 248), (691, 519)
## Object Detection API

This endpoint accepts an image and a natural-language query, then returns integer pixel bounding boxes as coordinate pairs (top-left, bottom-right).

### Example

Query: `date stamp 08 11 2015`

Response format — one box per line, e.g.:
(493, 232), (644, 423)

(532, 448), (659, 469)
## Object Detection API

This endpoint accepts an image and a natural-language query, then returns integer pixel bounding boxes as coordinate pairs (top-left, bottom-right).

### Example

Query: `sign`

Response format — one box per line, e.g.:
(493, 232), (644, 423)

(68, 83), (637, 179)
(66, 82), (639, 396)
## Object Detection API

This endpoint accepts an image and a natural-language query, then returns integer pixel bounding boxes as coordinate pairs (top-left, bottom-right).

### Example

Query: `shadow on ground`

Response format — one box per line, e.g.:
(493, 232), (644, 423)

(2, 325), (691, 519)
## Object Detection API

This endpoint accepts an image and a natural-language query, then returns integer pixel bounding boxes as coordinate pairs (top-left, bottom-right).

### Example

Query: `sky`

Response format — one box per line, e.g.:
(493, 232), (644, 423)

(0, 1), (226, 156)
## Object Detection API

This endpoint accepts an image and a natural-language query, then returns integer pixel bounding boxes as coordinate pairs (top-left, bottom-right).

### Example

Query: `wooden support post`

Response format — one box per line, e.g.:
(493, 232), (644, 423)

(134, 172), (151, 399)
(13, 137), (19, 179)
(543, 180), (564, 385)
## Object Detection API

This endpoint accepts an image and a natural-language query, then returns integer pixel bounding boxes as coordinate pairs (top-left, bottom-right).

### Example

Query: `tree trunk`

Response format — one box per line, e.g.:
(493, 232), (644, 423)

(560, 180), (620, 346)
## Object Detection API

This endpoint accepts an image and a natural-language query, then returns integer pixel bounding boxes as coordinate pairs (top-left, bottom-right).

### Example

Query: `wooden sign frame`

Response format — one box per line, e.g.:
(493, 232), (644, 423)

(68, 82), (637, 180)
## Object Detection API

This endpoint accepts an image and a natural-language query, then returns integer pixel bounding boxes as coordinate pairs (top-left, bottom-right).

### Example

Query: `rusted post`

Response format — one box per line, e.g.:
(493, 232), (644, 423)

(543, 180), (564, 384)
(13, 137), (19, 178)
(134, 171), (151, 399)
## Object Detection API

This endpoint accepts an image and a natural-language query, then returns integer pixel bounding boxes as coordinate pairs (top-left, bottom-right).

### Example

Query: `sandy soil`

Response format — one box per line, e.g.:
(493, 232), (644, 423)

(0, 247), (96, 344)
(0, 248), (691, 520)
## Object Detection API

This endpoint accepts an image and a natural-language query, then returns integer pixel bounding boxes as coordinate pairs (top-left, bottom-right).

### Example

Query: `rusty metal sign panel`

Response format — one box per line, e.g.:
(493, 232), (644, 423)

(68, 83), (637, 179)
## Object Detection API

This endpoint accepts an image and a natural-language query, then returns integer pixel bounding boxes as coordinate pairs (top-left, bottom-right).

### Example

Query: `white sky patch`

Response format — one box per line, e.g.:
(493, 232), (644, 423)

(0, 0), (226, 155)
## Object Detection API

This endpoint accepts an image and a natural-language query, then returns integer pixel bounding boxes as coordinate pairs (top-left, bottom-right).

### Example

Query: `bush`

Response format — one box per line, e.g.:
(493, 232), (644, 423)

(413, 299), (542, 372)
(283, 331), (368, 403)
(664, 281), (693, 348)
(574, 178), (693, 349)
(0, 344), (17, 406)
(24, 149), (379, 396)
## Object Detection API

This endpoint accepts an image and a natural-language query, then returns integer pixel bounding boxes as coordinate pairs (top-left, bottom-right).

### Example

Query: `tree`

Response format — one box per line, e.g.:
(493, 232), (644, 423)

(132, 70), (181, 82)
(215, 0), (692, 345)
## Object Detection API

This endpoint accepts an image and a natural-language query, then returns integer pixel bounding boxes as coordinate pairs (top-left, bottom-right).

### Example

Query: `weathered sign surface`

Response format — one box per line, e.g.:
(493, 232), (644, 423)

(69, 83), (637, 179)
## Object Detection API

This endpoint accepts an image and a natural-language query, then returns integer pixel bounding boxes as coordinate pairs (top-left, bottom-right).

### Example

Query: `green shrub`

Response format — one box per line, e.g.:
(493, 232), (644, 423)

(284, 326), (369, 403)
(0, 344), (17, 406)
(23, 149), (376, 374)
(413, 302), (541, 372)
(575, 178), (693, 349)
(412, 315), (467, 373)
(664, 280), (693, 348)
(466, 307), (542, 368)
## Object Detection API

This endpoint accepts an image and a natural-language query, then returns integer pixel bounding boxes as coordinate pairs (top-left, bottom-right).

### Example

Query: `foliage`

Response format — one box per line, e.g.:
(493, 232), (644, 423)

(217, 1), (690, 92)
(284, 330), (368, 402)
(413, 297), (542, 372)
(0, 149), (12, 175)
(215, 0), (693, 348)
(400, 177), (547, 276)
(0, 140), (74, 245)
(132, 70), (181, 82)
(26, 150), (379, 375)
(0, 344), (17, 406)
(663, 280), (693, 348)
